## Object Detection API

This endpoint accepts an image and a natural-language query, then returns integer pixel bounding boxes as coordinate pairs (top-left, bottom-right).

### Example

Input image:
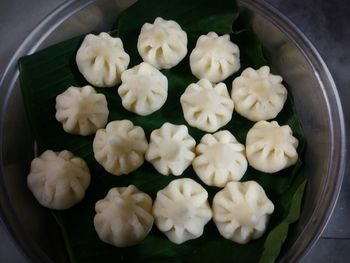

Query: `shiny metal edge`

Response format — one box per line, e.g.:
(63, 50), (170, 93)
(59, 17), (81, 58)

(240, 0), (346, 262)
(0, 1), (94, 262)
(0, 0), (346, 262)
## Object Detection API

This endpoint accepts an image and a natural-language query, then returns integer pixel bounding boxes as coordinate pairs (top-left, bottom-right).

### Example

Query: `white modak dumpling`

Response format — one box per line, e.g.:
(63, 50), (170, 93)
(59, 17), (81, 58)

(145, 122), (196, 176)
(180, 79), (234, 132)
(94, 185), (154, 247)
(93, 120), (148, 175)
(153, 178), (212, 244)
(231, 66), (288, 121)
(246, 121), (299, 173)
(193, 131), (247, 187)
(76, 32), (130, 87)
(118, 62), (168, 116)
(137, 17), (187, 69)
(190, 32), (240, 83)
(213, 181), (274, 244)
(55, 86), (109, 136)
(27, 150), (90, 210)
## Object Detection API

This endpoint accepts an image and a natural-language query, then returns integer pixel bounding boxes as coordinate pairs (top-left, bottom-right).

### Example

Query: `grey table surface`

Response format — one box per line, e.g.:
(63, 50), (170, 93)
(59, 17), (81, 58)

(0, 0), (349, 262)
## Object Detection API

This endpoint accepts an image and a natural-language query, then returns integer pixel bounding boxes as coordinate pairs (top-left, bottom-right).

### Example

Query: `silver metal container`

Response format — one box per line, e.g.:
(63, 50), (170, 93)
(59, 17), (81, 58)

(0, 0), (346, 262)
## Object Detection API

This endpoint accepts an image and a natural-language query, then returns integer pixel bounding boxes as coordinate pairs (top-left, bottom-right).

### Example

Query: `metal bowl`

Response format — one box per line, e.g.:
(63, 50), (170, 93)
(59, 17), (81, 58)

(0, 0), (346, 262)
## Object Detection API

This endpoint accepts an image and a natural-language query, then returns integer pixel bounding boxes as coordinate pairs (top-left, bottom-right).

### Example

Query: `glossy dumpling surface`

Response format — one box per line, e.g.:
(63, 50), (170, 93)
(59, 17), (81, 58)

(145, 122), (196, 175)
(180, 79), (234, 132)
(152, 178), (212, 244)
(193, 130), (247, 187)
(190, 32), (240, 83)
(246, 121), (299, 173)
(93, 120), (148, 175)
(118, 62), (168, 116)
(55, 85), (108, 135)
(27, 150), (90, 210)
(231, 66), (287, 121)
(94, 185), (154, 247)
(76, 32), (130, 87)
(213, 181), (274, 244)
(138, 17), (187, 69)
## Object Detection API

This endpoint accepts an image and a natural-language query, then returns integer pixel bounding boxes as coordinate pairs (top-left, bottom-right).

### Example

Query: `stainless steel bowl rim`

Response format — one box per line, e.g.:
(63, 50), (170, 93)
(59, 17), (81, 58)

(0, 0), (346, 262)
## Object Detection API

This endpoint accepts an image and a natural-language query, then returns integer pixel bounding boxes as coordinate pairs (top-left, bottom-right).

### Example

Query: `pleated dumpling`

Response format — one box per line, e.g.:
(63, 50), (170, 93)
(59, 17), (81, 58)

(137, 17), (187, 69)
(76, 32), (130, 87)
(55, 86), (109, 135)
(213, 181), (274, 244)
(94, 185), (154, 247)
(246, 121), (299, 173)
(231, 66), (288, 121)
(145, 122), (196, 175)
(180, 79), (234, 132)
(93, 120), (148, 175)
(27, 150), (90, 210)
(118, 62), (168, 116)
(153, 178), (212, 244)
(190, 32), (240, 83)
(193, 131), (247, 187)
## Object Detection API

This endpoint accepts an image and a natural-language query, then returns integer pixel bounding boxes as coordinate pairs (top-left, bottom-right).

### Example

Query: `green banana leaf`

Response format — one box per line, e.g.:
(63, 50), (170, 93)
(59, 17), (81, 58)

(19, 0), (306, 262)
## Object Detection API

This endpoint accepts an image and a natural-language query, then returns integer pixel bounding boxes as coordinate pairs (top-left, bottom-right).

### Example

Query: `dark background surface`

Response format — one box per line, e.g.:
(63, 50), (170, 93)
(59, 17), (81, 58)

(0, 0), (349, 262)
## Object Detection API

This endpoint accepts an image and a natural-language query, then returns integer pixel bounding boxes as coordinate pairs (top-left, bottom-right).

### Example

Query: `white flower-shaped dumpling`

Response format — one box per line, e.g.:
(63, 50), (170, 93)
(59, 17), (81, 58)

(93, 120), (148, 175)
(213, 181), (274, 244)
(27, 150), (90, 210)
(246, 121), (299, 173)
(193, 131), (247, 187)
(76, 32), (130, 87)
(180, 79), (234, 132)
(137, 17), (187, 69)
(190, 32), (240, 83)
(231, 66), (288, 121)
(118, 62), (168, 116)
(145, 123), (196, 176)
(94, 185), (154, 247)
(55, 86), (109, 135)
(153, 178), (212, 244)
